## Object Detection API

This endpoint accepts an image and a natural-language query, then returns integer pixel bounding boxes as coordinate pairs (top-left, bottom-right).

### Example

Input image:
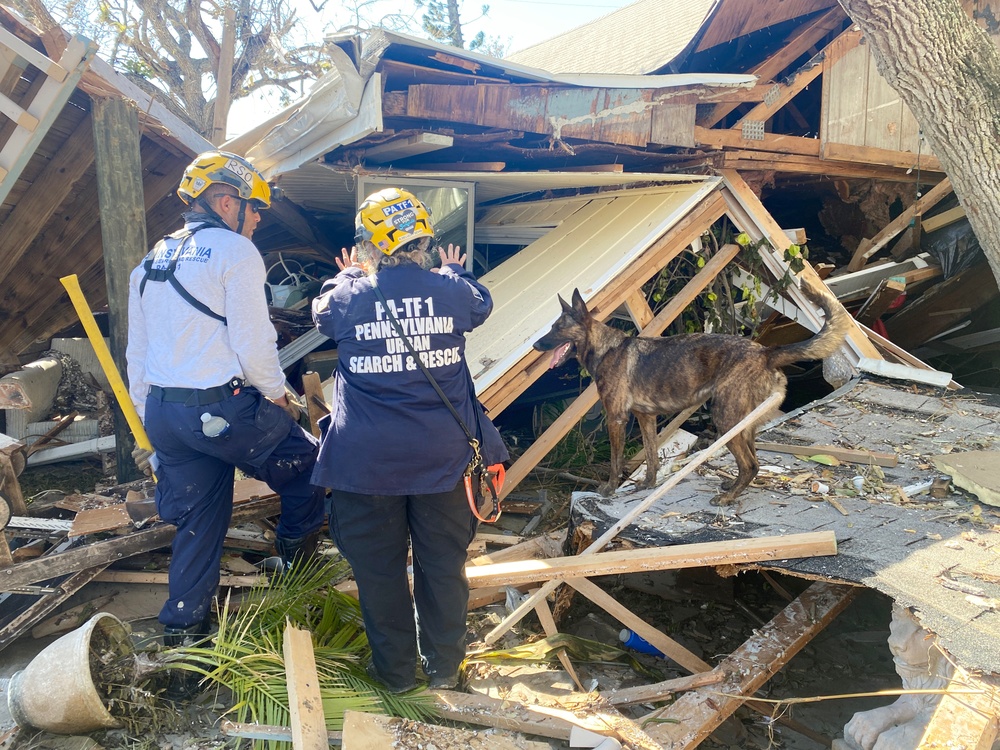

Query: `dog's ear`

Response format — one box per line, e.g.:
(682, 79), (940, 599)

(571, 288), (589, 317)
(558, 294), (573, 313)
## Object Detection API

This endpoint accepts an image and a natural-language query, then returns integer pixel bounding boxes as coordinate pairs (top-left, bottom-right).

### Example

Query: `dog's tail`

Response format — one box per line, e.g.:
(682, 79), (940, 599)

(767, 281), (852, 368)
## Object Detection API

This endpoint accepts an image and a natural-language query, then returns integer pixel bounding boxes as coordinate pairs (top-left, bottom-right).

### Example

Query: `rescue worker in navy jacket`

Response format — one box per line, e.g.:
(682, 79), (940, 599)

(312, 188), (508, 692)
(126, 151), (326, 660)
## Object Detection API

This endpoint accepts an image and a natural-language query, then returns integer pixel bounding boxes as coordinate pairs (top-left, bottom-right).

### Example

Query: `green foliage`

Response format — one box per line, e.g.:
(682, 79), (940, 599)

(168, 557), (436, 744)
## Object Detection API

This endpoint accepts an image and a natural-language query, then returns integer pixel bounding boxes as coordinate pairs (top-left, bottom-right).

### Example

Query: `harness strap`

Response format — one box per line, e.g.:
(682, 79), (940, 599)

(139, 228), (228, 326)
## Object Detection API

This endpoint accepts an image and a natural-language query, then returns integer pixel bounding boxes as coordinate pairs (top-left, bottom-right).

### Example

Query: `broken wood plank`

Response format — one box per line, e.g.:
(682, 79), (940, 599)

(341, 710), (550, 749)
(694, 126), (821, 157)
(645, 582), (857, 747)
(918, 667), (1000, 748)
(69, 504), (132, 536)
(468, 530), (837, 589)
(431, 690), (573, 740)
(0, 495), (280, 591)
(301, 371), (325, 438)
(94, 570), (266, 587)
(284, 621), (327, 750)
(846, 177), (952, 272)
(608, 671), (724, 706)
(0, 565), (109, 652)
(485, 391), (785, 644)
(220, 720), (341, 745)
(533, 595), (586, 692)
(755, 442), (898, 467)
(566, 576), (710, 675)
(921, 204), (967, 233)
(855, 277), (906, 327)
(31, 592), (118, 638)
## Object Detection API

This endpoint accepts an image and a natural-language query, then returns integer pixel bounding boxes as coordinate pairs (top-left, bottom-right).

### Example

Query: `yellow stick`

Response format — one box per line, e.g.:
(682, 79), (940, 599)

(59, 274), (153, 454)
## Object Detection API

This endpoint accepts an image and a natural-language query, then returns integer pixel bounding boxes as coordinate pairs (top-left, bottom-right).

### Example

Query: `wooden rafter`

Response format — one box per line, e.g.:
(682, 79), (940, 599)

(733, 28), (862, 131)
(699, 6), (847, 128)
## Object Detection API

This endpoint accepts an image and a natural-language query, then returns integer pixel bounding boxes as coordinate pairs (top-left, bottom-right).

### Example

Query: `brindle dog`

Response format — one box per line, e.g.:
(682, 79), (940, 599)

(533, 283), (850, 505)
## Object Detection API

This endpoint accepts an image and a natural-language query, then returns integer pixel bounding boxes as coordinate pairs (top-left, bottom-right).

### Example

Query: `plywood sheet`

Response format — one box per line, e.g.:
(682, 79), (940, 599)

(466, 182), (718, 394)
(822, 41), (870, 146)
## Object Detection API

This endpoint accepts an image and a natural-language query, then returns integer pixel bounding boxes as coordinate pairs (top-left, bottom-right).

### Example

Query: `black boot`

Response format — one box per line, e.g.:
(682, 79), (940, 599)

(274, 529), (321, 571)
(162, 622), (208, 702)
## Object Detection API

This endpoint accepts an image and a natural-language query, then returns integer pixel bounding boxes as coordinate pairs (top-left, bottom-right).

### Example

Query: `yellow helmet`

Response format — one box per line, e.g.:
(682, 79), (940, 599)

(355, 188), (434, 256)
(178, 151), (271, 208)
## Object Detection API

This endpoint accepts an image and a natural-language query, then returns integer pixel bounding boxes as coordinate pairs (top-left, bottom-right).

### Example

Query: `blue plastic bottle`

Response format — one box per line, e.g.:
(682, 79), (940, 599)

(619, 628), (665, 657)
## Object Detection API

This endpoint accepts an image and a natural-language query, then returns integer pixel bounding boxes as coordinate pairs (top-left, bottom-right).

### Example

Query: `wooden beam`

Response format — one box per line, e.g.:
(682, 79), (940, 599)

(341, 710), (551, 749)
(623, 290), (654, 329)
(699, 7), (847, 127)
(822, 141), (942, 171)
(720, 152), (943, 182)
(92, 97), (150, 483)
(94, 570), (266, 587)
(220, 720), (341, 745)
(645, 582), (857, 747)
(694, 125), (821, 157)
(756, 441), (896, 467)
(284, 621), (327, 750)
(921, 204), (967, 233)
(566, 576), (711, 674)
(301, 371), (325, 438)
(846, 177), (952, 272)
(364, 133), (454, 163)
(466, 531), (837, 588)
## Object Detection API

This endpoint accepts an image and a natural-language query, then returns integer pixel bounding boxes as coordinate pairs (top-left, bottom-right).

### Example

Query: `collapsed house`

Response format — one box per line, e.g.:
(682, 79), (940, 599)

(1, 0), (1000, 746)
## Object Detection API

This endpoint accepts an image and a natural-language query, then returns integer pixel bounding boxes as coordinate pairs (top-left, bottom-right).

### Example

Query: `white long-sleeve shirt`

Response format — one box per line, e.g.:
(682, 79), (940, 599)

(126, 222), (285, 420)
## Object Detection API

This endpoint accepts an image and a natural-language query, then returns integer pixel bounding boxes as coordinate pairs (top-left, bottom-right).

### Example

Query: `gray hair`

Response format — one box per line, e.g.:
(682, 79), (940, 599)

(360, 237), (434, 274)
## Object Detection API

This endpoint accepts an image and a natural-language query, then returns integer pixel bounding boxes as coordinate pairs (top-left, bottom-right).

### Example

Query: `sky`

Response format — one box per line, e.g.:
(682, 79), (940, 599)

(227, 0), (634, 136)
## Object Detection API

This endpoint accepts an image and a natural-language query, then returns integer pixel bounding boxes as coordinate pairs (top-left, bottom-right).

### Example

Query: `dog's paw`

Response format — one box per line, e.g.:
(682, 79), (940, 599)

(597, 482), (616, 498)
(638, 476), (657, 490)
(710, 492), (737, 507)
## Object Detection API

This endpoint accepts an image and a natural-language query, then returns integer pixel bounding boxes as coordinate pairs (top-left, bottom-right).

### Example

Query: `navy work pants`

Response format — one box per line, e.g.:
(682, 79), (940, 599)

(328, 483), (477, 690)
(145, 386), (325, 629)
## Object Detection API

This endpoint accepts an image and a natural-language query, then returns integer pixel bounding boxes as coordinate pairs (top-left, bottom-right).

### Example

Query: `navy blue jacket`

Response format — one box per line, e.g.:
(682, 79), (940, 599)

(311, 262), (508, 495)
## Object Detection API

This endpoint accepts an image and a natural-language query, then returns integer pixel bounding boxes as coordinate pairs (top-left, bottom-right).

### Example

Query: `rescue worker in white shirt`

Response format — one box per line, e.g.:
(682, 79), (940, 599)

(126, 151), (325, 659)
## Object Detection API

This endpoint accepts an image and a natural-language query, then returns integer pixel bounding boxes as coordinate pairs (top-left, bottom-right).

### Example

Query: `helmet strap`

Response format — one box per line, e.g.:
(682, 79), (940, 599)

(192, 195), (242, 235)
(235, 198), (248, 235)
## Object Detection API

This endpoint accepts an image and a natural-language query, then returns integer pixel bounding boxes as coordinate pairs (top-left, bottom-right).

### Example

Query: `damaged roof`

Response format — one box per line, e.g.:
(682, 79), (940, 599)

(505, 0), (841, 75)
(574, 379), (1000, 674)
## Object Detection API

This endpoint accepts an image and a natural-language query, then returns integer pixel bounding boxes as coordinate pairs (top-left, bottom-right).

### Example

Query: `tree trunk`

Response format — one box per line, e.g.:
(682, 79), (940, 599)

(839, 0), (1000, 282)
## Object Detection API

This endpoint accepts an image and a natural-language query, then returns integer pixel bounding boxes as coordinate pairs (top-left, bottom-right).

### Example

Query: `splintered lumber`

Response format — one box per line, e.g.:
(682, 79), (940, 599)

(301, 371), (326, 438)
(855, 277), (906, 327)
(918, 667), (1000, 748)
(467, 531), (837, 588)
(484, 391), (784, 644)
(755, 442), (898, 467)
(284, 621), (327, 750)
(341, 710), (551, 749)
(566, 576), (710, 675)
(0, 495), (279, 591)
(645, 581), (858, 748)
(608, 671), (724, 706)
(0, 565), (109, 652)
(95, 570), (265, 587)
(220, 720), (341, 745)
(468, 530), (566, 566)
